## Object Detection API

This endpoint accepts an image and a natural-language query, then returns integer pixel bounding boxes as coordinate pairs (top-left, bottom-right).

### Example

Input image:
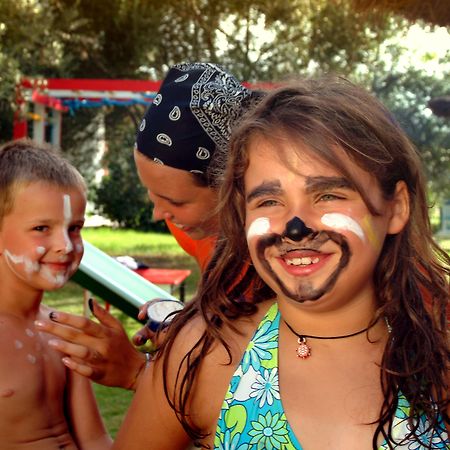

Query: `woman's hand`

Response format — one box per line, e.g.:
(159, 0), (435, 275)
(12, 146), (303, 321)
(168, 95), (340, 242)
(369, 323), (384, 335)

(132, 301), (157, 346)
(35, 299), (147, 390)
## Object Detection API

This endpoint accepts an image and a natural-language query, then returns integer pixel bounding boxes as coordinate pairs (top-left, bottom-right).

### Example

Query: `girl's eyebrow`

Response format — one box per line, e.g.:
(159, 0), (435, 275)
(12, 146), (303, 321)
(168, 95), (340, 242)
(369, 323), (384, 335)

(305, 176), (355, 194)
(246, 180), (282, 203)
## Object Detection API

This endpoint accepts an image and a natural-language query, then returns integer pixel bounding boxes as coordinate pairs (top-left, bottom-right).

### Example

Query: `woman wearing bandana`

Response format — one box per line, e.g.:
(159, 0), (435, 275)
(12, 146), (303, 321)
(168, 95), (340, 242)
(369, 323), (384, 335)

(35, 63), (263, 390)
(134, 62), (257, 271)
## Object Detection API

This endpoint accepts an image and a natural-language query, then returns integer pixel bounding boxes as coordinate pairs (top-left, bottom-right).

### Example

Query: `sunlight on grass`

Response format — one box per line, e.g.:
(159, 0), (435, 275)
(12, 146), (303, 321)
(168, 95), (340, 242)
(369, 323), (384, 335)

(82, 227), (183, 256)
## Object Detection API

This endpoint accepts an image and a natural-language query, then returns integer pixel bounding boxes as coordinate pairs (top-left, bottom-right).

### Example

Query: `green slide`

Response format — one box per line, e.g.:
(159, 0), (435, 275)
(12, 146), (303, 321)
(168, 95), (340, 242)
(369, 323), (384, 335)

(71, 240), (176, 321)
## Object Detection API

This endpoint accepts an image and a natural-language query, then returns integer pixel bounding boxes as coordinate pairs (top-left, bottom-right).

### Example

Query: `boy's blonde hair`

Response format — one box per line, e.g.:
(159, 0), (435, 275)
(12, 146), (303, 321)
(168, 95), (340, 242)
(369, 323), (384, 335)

(0, 139), (86, 225)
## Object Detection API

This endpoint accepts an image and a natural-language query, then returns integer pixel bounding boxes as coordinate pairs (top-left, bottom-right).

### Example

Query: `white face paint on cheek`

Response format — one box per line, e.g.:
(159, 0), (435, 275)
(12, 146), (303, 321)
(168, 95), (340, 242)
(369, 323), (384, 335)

(4, 250), (40, 276)
(40, 265), (68, 287)
(246, 217), (271, 242)
(75, 243), (83, 254)
(36, 246), (45, 255)
(62, 194), (73, 254)
(321, 213), (365, 241)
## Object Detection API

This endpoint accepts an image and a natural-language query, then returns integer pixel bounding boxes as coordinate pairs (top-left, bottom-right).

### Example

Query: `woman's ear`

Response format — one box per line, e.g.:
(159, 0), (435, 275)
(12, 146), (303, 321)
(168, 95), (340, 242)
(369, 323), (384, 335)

(387, 181), (410, 234)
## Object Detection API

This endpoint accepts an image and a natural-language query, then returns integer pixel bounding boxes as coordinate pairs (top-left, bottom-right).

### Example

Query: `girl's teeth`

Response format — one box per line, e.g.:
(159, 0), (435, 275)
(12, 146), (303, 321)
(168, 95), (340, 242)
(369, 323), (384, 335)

(286, 256), (319, 266)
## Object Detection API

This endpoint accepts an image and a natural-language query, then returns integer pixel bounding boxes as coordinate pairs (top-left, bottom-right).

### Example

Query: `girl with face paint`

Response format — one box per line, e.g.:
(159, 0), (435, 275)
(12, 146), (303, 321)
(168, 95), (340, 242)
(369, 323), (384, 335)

(109, 77), (448, 450)
(0, 140), (111, 449)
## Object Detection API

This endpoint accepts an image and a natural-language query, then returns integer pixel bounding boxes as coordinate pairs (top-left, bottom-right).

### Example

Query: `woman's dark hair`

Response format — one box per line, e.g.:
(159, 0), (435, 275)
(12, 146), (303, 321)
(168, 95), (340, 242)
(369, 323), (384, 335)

(155, 77), (449, 448)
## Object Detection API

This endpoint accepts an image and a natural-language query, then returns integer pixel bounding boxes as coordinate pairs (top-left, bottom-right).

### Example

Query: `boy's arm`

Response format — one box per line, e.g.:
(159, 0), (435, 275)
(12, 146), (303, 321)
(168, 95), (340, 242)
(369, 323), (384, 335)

(65, 369), (113, 450)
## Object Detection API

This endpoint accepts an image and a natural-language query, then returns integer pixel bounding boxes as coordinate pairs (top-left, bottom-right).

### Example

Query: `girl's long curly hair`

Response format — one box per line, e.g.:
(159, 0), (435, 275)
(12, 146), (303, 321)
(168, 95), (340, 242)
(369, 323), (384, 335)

(155, 76), (449, 448)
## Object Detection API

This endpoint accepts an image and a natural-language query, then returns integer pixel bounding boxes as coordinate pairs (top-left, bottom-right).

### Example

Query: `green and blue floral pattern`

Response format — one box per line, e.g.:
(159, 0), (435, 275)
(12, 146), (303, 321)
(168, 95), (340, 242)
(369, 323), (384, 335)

(214, 303), (449, 449)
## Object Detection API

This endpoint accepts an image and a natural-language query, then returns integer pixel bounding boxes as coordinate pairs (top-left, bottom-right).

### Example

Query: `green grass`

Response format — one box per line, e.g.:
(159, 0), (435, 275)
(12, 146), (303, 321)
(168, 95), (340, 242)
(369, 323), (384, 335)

(82, 227), (181, 256)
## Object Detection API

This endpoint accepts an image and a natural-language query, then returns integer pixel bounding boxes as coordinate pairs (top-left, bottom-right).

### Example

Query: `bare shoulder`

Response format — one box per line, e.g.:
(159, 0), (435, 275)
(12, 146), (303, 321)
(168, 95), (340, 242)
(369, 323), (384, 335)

(169, 300), (276, 435)
(113, 300), (275, 450)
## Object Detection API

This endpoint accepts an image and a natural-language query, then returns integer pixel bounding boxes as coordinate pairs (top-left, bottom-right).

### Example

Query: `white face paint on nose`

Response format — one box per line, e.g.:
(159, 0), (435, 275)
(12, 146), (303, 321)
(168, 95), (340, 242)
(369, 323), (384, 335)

(62, 194), (73, 254)
(320, 213), (365, 241)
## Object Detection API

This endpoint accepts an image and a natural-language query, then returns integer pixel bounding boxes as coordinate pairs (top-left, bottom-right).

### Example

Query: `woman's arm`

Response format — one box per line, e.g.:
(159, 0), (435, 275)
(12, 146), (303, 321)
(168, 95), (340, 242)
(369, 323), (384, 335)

(66, 370), (113, 450)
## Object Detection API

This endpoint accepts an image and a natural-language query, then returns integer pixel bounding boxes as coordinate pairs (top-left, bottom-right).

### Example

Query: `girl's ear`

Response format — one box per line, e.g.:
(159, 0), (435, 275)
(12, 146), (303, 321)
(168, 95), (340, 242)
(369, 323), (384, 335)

(387, 181), (410, 234)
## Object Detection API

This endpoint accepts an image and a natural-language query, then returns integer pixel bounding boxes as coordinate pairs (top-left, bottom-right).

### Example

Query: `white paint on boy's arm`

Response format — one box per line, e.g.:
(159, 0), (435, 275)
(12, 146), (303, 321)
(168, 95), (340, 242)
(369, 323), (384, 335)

(321, 213), (365, 241)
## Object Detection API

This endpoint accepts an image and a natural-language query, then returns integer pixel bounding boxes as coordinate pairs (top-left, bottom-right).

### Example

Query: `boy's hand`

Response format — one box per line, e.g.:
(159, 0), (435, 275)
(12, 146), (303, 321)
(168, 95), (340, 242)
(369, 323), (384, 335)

(35, 300), (146, 390)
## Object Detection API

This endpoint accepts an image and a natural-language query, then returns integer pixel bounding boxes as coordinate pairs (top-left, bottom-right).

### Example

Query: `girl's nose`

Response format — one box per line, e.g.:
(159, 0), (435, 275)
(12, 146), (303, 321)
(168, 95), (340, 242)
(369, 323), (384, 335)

(283, 216), (313, 241)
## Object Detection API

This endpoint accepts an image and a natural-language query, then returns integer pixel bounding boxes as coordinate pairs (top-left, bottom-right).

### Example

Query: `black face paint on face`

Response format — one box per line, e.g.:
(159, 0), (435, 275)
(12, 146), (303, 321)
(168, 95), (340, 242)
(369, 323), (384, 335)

(256, 219), (351, 303)
(282, 216), (313, 241)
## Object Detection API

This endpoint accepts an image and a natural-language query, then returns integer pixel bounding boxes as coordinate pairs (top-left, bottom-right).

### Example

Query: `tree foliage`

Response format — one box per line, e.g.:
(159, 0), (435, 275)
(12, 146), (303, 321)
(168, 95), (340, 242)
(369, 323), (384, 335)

(0, 0), (448, 228)
(373, 67), (450, 202)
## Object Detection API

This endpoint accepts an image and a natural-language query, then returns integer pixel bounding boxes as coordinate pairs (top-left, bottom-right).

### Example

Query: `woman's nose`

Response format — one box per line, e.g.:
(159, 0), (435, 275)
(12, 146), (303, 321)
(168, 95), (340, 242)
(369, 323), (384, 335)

(152, 203), (173, 222)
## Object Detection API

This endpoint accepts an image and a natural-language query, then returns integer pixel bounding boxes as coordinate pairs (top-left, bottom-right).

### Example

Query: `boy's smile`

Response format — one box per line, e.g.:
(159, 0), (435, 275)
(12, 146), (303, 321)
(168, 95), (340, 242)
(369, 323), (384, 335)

(0, 182), (86, 291)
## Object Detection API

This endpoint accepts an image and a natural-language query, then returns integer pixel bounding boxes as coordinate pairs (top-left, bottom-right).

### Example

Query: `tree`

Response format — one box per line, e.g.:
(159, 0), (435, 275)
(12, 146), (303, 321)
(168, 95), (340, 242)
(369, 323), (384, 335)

(93, 109), (163, 230)
(373, 66), (450, 202)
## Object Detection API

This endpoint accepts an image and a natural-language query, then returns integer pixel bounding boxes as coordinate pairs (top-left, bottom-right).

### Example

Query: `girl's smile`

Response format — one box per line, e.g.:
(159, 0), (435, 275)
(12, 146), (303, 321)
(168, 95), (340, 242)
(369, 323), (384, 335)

(245, 134), (402, 310)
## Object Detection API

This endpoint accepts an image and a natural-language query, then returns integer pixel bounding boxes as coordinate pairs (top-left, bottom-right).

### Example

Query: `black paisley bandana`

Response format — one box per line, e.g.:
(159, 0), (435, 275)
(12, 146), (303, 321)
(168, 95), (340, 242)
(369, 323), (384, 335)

(136, 62), (252, 174)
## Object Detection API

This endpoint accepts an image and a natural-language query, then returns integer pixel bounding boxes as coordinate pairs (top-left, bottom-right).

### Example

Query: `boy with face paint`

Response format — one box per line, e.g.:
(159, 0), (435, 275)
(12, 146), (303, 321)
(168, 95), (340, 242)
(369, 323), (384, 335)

(0, 140), (111, 449)
(111, 78), (449, 450)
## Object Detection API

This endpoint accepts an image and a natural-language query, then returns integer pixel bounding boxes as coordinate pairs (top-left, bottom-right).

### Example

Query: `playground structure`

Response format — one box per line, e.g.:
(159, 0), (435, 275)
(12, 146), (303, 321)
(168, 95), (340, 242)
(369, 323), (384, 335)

(13, 77), (162, 146)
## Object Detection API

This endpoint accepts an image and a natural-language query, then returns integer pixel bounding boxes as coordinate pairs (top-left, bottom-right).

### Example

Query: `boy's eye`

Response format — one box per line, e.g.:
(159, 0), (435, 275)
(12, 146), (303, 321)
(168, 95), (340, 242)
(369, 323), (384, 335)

(33, 225), (48, 232)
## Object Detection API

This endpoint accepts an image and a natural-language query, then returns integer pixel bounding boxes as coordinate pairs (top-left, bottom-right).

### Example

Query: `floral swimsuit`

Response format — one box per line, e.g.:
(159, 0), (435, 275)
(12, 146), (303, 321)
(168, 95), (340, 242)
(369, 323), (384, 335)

(214, 303), (449, 450)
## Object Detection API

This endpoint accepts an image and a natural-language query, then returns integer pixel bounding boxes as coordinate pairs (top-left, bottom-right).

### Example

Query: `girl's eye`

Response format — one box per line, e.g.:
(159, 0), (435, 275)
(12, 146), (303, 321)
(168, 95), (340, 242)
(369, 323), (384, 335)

(318, 193), (344, 202)
(257, 199), (280, 208)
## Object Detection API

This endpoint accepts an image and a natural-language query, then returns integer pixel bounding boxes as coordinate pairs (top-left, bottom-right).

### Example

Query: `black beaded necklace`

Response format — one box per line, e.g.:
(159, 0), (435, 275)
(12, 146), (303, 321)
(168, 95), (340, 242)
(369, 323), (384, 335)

(283, 318), (380, 359)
